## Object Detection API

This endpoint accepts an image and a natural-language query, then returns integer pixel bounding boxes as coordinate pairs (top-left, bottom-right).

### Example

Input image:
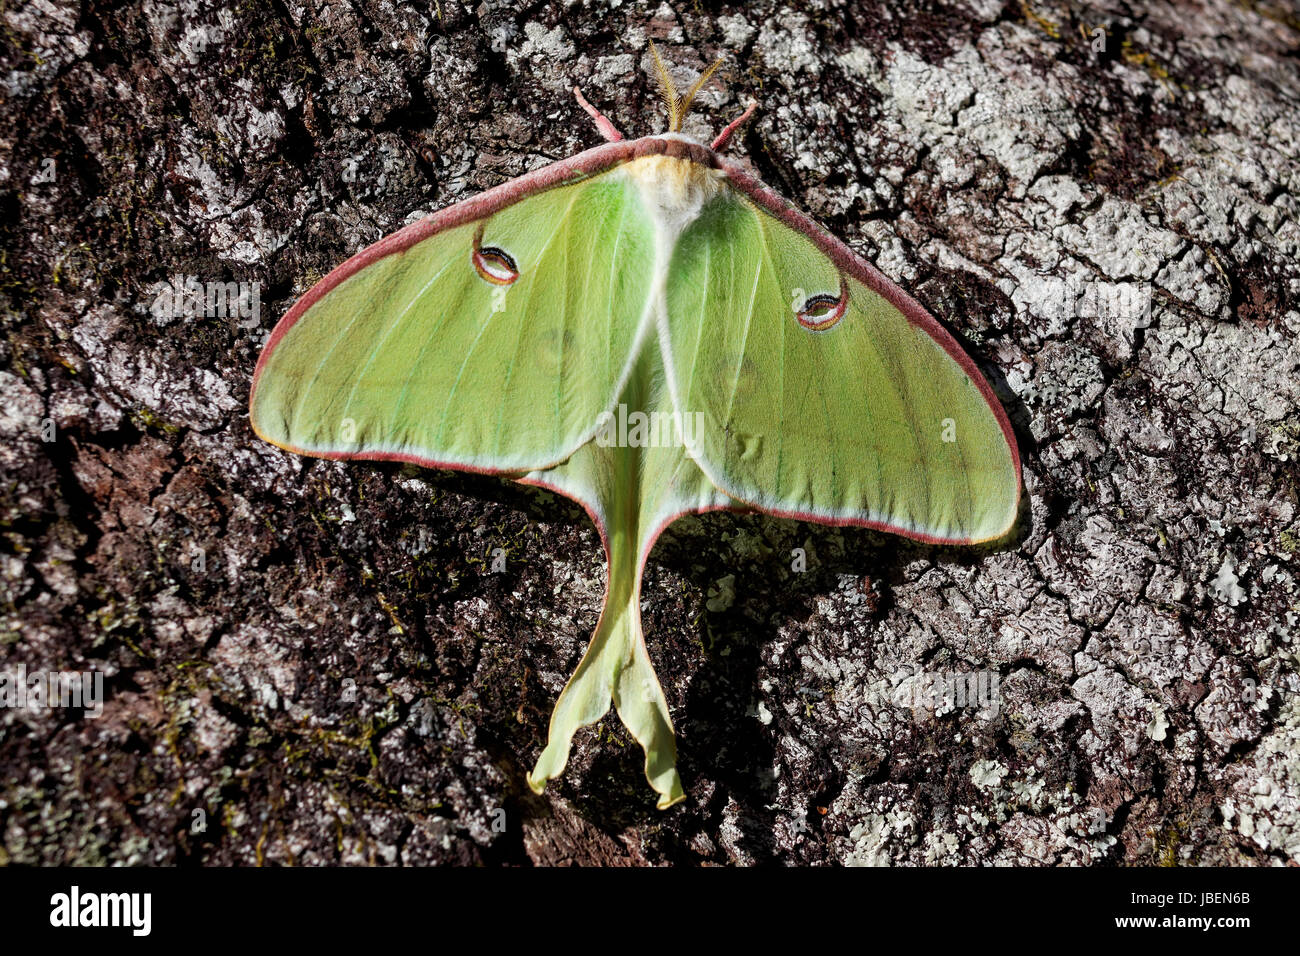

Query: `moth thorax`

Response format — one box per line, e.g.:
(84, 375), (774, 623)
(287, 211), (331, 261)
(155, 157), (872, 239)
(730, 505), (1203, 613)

(625, 155), (722, 233)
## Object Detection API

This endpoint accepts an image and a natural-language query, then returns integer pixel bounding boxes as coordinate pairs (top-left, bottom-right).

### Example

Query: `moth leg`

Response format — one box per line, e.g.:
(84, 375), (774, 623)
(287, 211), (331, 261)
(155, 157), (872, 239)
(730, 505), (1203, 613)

(710, 99), (758, 151)
(573, 86), (625, 142)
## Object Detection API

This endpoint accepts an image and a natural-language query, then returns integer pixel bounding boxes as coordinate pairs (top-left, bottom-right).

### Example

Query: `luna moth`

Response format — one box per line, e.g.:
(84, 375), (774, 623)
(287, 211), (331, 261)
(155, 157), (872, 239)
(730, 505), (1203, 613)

(250, 49), (1021, 809)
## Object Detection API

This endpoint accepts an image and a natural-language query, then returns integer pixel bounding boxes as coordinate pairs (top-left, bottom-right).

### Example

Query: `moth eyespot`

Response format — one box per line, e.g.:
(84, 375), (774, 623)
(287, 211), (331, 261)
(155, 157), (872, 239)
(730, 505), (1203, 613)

(472, 244), (519, 286)
(795, 283), (848, 331)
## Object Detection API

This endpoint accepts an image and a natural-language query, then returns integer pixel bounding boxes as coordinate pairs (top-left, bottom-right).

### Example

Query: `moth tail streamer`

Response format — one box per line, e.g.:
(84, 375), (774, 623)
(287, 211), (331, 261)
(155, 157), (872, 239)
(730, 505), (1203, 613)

(527, 532), (684, 809)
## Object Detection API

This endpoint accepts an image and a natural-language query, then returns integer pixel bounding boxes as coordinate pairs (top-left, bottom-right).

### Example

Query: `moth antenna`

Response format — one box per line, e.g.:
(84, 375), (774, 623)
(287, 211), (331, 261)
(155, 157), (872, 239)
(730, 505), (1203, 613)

(678, 56), (725, 123)
(573, 86), (625, 142)
(648, 39), (681, 132)
(710, 99), (758, 151)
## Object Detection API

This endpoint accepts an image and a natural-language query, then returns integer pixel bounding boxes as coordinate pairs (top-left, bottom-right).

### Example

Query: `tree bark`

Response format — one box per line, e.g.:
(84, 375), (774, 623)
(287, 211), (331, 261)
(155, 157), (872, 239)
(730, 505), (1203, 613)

(1, 0), (1298, 865)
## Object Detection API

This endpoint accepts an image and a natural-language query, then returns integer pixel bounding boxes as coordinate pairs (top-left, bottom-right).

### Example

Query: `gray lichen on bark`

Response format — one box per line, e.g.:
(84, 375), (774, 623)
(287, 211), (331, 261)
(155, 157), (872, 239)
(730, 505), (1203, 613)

(1, 0), (1298, 865)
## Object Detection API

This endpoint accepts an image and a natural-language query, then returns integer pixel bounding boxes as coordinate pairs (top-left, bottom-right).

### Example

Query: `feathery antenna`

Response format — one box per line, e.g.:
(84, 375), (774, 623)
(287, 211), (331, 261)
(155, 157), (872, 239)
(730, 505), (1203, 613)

(648, 40), (682, 132)
(679, 56), (724, 122)
(648, 40), (725, 133)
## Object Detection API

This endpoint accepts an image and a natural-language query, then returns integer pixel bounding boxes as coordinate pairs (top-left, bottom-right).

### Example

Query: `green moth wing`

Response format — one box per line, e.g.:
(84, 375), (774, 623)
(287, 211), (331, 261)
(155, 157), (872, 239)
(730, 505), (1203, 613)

(251, 163), (655, 473)
(664, 178), (1020, 544)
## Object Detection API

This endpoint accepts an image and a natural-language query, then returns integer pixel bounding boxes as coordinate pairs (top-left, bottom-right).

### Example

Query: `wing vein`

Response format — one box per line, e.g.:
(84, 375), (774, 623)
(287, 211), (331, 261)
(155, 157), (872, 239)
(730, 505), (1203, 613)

(721, 205), (764, 443)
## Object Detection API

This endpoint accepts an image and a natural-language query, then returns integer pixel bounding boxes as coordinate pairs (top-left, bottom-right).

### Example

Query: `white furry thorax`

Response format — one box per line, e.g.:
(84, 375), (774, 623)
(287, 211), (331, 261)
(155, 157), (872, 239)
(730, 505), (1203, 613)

(624, 154), (724, 238)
